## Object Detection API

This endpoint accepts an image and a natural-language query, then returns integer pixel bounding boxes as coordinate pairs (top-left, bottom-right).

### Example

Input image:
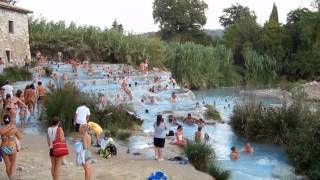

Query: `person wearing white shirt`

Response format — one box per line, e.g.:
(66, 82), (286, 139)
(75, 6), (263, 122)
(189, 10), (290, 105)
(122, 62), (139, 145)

(2, 81), (13, 97)
(74, 105), (90, 132)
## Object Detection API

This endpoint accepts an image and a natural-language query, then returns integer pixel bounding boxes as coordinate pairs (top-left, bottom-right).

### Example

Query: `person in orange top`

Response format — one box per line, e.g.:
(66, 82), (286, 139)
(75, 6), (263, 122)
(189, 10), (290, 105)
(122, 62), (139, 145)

(37, 81), (46, 113)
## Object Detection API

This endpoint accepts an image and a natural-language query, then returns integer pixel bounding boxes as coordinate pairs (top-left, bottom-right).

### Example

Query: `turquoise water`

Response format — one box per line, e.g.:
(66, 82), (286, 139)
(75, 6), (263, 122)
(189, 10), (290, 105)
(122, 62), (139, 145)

(17, 64), (296, 179)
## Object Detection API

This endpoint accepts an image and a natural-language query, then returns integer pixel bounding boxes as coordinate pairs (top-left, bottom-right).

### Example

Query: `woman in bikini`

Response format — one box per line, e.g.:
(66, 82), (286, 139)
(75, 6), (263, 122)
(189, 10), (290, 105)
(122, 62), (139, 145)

(175, 125), (187, 145)
(4, 93), (27, 125)
(0, 115), (22, 179)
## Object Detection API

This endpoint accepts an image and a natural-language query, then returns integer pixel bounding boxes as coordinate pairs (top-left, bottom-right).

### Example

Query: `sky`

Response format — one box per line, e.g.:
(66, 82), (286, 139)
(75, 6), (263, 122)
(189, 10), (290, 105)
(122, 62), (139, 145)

(18, 0), (313, 33)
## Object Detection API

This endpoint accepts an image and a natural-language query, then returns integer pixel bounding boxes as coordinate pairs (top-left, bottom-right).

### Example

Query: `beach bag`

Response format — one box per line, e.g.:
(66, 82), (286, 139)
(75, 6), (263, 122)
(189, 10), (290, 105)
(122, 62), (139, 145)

(166, 130), (174, 137)
(148, 171), (168, 180)
(107, 143), (117, 156)
(53, 128), (69, 157)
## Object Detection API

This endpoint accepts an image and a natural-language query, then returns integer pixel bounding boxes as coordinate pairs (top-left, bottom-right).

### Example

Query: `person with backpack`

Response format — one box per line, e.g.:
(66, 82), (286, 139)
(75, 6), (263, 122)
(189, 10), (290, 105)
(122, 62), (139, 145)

(47, 117), (66, 180)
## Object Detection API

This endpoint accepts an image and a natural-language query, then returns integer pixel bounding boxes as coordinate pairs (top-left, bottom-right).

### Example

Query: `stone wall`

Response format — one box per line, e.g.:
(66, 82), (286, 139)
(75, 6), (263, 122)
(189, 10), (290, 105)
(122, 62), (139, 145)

(0, 8), (30, 66)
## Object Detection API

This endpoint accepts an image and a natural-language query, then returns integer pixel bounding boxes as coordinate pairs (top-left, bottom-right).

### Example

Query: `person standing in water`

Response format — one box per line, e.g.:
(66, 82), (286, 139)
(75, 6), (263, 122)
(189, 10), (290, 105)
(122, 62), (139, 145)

(241, 142), (254, 154)
(230, 146), (240, 160)
(37, 81), (46, 113)
(195, 126), (202, 142)
(170, 92), (177, 103)
(153, 115), (167, 161)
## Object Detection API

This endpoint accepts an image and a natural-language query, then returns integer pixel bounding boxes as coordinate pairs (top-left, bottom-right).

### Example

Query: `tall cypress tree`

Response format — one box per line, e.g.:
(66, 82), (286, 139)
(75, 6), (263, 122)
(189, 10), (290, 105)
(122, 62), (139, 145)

(269, 3), (279, 23)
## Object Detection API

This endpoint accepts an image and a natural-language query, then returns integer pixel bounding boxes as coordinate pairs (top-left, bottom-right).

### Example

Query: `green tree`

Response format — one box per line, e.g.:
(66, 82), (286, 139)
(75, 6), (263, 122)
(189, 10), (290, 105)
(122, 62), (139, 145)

(283, 9), (320, 79)
(220, 4), (260, 65)
(219, 4), (255, 28)
(260, 5), (285, 70)
(269, 3), (279, 23)
(152, 0), (208, 42)
(111, 19), (124, 33)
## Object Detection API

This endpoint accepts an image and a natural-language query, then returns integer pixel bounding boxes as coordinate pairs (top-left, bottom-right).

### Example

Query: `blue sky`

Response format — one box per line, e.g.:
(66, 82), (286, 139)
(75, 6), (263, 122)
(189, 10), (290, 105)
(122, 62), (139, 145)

(18, 0), (312, 33)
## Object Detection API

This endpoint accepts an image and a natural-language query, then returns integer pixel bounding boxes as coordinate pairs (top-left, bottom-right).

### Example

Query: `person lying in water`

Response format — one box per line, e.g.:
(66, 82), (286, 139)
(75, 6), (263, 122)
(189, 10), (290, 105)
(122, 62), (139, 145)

(230, 146), (240, 160)
(183, 113), (198, 124)
(241, 142), (254, 154)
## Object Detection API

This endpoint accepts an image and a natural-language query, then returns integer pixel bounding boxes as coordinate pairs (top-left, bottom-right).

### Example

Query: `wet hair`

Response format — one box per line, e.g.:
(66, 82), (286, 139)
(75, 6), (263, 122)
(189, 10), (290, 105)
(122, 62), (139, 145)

(172, 92), (175, 95)
(231, 146), (236, 151)
(177, 125), (182, 130)
(198, 126), (202, 131)
(38, 81), (42, 85)
(135, 82), (138, 86)
(52, 117), (60, 126)
(3, 114), (11, 124)
(188, 113), (191, 116)
(128, 84), (132, 87)
(156, 114), (163, 126)
(141, 99), (144, 103)
(145, 109), (149, 113)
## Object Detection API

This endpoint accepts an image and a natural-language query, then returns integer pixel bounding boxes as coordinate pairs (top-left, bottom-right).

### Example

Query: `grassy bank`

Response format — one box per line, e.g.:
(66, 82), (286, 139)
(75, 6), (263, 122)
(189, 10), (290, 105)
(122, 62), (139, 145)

(0, 66), (33, 86)
(230, 97), (320, 179)
(184, 141), (230, 180)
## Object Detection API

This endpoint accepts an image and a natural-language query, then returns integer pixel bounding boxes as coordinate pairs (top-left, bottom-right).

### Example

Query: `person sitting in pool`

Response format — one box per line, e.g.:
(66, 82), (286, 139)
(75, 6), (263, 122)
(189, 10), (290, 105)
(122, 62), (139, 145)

(139, 62), (145, 73)
(170, 92), (177, 103)
(204, 133), (210, 141)
(241, 142), (254, 154)
(183, 113), (197, 124)
(122, 83), (133, 100)
(195, 118), (205, 127)
(88, 65), (94, 76)
(50, 72), (58, 81)
(230, 146), (240, 160)
(114, 94), (123, 105)
(154, 76), (161, 83)
(122, 64), (129, 74)
(168, 115), (178, 126)
(62, 72), (68, 81)
(149, 94), (157, 104)
(169, 77), (177, 88)
(175, 125), (187, 145)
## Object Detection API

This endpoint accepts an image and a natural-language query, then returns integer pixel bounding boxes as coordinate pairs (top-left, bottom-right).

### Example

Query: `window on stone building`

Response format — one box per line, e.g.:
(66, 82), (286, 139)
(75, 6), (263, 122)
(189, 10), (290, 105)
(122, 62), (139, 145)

(5, 50), (11, 62)
(9, 21), (14, 33)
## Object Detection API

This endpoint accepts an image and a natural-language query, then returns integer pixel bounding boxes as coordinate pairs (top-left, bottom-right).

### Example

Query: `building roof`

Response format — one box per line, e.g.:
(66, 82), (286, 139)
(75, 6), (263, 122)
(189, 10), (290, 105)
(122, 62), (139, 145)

(0, 2), (32, 14)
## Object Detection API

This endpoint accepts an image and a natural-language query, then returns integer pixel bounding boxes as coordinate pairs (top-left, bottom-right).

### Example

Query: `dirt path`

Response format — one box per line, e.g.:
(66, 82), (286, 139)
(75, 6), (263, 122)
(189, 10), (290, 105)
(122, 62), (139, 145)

(0, 133), (213, 180)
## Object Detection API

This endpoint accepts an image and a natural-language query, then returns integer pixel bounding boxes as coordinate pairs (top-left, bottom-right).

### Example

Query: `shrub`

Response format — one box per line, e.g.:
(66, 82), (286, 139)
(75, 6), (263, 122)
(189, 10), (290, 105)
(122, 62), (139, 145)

(208, 162), (231, 180)
(90, 105), (143, 131)
(108, 124), (119, 138)
(43, 83), (94, 133)
(0, 66), (33, 86)
(205, 105), (221, 120)
(184, 142), (214, 172)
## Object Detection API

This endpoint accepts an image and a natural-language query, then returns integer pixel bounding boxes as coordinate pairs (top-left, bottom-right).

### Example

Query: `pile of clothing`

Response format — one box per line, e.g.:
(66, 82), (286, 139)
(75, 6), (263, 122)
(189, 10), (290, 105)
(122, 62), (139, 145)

(99, 137), (117, 159)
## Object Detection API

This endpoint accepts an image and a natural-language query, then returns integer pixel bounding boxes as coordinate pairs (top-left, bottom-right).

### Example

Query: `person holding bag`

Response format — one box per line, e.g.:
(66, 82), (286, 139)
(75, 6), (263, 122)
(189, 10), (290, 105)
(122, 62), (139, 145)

(47, 117), (67, 180)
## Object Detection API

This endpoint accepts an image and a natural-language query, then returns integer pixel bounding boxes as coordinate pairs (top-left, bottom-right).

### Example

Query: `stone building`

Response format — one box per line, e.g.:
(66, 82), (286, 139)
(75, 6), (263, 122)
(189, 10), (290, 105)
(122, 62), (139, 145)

(0, 1), (32, 66)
